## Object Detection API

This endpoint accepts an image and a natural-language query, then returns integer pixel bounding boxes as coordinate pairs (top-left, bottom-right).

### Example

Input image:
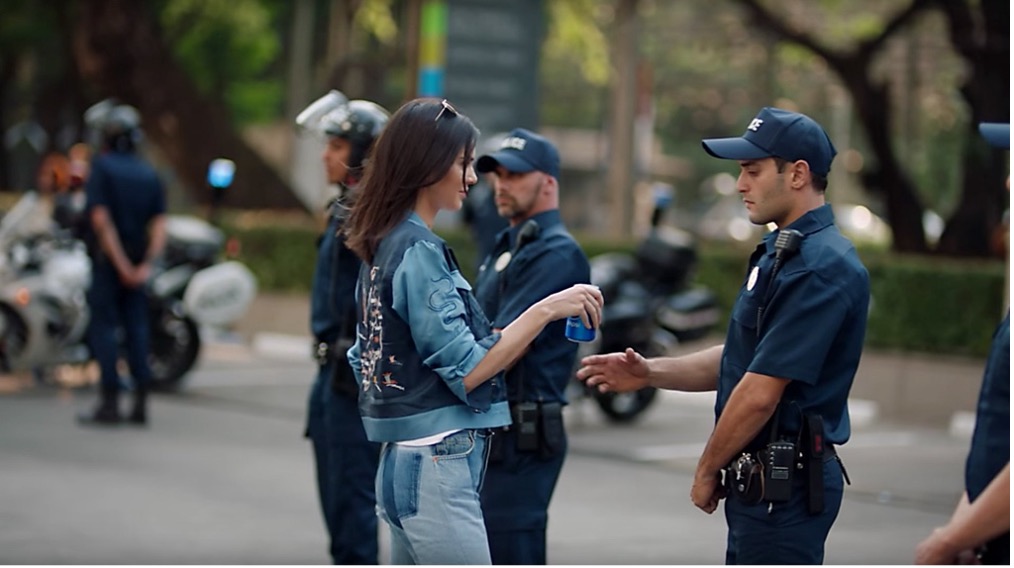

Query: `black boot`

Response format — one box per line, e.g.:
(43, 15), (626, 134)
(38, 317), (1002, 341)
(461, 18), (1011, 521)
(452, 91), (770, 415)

(78, 388), (121, 426)
(128, 387), (148, 426)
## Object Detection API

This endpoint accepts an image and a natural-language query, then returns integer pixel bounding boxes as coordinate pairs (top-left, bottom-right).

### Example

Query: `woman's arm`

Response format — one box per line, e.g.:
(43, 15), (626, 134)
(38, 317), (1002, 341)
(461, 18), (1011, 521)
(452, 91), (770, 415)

(463, 284), (601, 391)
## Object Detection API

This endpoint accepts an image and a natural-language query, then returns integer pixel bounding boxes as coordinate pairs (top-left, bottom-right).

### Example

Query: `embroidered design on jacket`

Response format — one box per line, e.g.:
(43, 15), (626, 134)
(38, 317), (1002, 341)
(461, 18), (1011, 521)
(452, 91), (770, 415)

(360, 266), (403, 391)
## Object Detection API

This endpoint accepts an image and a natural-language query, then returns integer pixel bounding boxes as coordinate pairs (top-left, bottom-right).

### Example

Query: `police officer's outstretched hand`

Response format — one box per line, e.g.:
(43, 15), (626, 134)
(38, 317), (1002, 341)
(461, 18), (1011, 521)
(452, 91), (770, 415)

(577, 348), (650, 394)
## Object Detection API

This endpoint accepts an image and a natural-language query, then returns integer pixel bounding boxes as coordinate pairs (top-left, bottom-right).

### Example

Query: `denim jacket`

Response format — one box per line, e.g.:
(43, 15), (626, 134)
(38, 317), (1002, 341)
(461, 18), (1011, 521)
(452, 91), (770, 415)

(348, 213), (510, 442)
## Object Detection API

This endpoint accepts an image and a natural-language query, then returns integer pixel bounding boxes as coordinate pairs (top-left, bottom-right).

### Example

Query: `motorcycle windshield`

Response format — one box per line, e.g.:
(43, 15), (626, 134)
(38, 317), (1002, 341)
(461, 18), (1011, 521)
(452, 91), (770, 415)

(0, 191), (53, 246)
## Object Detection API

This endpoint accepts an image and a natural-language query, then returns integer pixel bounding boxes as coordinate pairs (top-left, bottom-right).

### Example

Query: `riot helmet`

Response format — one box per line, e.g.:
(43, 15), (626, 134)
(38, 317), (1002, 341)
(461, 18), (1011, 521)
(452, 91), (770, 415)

(296, 90), (389, 174)
(84, 98), (142, 153)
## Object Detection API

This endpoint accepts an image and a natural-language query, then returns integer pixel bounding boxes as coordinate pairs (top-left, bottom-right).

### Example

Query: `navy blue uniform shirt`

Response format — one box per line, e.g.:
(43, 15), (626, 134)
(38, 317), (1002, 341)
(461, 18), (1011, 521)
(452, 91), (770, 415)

(310, 199), (359, 343)
(717, 204), (869, 446)
(965, 313), (1009, 502)
(473, 210), (590, 404)
(85, 151), (166, 262)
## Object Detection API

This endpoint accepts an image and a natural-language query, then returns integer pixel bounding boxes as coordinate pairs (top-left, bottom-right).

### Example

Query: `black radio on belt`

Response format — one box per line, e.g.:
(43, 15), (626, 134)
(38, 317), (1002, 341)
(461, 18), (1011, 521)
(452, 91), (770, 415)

(761, 440), (796, 502)
(512, 402), (540, 451)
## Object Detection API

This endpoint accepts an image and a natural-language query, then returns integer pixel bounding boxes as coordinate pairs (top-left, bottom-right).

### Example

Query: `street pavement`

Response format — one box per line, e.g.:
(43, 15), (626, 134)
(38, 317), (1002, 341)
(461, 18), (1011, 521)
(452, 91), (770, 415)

(0, 293), (989, 565)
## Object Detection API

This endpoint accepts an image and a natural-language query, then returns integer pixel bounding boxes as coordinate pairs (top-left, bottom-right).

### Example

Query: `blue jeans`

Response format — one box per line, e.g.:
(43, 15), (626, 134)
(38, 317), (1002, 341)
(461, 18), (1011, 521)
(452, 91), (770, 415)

(376, 429), (492, 564)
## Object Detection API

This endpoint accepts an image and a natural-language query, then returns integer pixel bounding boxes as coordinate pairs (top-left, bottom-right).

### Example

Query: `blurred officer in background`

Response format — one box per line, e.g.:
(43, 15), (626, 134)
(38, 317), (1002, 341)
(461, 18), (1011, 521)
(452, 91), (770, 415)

(79, 100), (166, 426)
(473, 128), (591, 564)
(295, 90), (388, 564)
(915, 123), (1009, 565)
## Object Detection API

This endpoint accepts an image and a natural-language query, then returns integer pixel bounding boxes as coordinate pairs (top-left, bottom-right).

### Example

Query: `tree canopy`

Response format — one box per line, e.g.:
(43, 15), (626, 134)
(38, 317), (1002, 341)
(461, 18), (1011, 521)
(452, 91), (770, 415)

(0, 0), (1007, 256)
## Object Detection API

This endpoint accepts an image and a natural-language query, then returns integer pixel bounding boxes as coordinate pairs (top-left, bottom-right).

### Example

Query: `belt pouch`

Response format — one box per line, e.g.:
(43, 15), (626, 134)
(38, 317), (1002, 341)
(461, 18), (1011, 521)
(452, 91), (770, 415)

(328, 339), (358, 397)
(726, 452), (765, 505)
(538, 402), (564, 459)
(512, 402), (540, 452)
(803, 413), (825, 514)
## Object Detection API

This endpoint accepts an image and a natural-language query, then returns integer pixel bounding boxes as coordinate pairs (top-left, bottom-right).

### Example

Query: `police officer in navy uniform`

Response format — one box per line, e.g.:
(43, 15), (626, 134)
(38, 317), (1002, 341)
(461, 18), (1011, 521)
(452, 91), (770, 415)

(916, 123), (1009, 565)
(295, 91), (388, 564)
(579, 107), (869, 564)
(473, 128), (591, 564)
(79, 100), (166, 426)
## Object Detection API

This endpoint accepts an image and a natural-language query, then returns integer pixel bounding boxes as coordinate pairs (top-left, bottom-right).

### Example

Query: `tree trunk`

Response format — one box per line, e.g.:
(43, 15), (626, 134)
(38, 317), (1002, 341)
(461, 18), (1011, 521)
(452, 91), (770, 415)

(933, 0), (1009, 257)
(735, 0), (937, 254)
(838, 60), (928, 253)
(0, 57), (16, 190)
(71, 0), (304, 211)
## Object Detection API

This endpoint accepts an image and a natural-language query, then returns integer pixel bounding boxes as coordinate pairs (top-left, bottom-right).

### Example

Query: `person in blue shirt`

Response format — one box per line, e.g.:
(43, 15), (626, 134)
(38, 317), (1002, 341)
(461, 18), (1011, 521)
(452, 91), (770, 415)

(915, 123), (1009, 565)
(578, 107), (869, 564)
(79, 100), (166, 426)
(294, 91), (388, 564)
(472, 128), (590, 564)
(343, 98), (603, 565)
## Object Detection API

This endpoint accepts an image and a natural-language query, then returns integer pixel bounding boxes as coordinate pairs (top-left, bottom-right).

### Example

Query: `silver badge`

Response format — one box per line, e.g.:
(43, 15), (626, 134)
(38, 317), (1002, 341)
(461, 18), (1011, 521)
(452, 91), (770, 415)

(746, 266), (760, 291)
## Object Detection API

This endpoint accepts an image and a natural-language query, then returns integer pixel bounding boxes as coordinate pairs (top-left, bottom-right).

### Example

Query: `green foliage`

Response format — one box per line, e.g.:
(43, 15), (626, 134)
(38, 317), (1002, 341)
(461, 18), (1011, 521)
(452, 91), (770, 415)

(862, 254), (1006, 356)
(160, 0), (282, 125)
(544, 0), (611, 86)
(540, 0), (612, 128)
(224, 217), (1007, 357)
(226, 222), (318, 293)
(355, 0), (398, 45)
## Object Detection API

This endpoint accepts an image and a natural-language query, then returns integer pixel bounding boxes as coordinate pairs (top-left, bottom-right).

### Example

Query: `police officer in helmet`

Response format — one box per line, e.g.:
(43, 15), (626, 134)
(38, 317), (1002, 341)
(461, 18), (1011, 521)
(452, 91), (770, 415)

(79, 99), (167, 426)
(296, 90), (388, 564)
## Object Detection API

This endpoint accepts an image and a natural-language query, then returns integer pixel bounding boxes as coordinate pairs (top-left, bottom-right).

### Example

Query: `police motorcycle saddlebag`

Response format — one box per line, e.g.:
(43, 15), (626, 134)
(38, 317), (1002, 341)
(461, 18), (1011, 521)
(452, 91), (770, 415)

(634, 226), (697, 293)
(182, 261), (258, 327)
(655, 287), (721, 342)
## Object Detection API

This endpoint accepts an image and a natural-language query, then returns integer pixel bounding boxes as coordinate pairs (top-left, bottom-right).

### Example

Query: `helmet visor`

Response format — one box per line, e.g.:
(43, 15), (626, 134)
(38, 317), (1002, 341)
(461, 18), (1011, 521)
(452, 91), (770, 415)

(295, 90), (349, 135)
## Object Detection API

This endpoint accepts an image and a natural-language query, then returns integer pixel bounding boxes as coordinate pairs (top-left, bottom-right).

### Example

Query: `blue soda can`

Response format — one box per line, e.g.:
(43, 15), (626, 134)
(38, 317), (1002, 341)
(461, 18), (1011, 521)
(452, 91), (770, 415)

(565, 315), (596, 342)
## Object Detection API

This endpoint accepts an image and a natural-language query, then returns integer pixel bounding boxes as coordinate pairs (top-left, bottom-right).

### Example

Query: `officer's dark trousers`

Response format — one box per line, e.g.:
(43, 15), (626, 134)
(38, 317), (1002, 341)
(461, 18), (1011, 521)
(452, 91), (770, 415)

(306, 365), (380, 565)
(724, 457), (844, 565)
(86, 262), (151, 391)
(481, 428), (567, 565)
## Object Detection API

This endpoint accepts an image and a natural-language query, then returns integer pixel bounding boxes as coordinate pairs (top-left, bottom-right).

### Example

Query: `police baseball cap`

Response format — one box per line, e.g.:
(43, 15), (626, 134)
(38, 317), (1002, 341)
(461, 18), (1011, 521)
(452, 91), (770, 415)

(979, 123), (1009, 148)
(476, 128), (560, 179)
(702, 107), (838, 176)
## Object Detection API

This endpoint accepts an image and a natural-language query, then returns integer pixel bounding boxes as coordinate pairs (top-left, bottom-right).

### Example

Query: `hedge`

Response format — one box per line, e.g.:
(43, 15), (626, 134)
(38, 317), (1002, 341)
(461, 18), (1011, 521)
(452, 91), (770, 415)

(223, 219), (1007, 357)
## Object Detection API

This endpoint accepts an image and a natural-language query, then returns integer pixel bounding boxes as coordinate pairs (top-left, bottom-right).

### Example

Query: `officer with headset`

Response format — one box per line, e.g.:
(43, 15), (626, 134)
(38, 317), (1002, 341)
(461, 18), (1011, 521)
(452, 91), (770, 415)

(473, 128), (591, 564)
(295, 91), (388, 564)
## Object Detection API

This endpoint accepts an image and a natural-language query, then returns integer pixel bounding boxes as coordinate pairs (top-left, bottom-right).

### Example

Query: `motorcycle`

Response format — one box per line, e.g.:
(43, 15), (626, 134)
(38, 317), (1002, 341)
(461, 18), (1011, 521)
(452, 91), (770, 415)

(0, 192), (257, 392)
(145, 213), (257, 390)
(572, 199), (721, 423)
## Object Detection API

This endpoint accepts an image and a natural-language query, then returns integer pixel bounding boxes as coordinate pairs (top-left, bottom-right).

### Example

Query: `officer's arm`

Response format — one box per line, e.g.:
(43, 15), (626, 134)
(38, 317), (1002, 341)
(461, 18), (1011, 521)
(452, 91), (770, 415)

(143, 214), (167, 266)
(695, 372), (789, 481)
(580, 344), (722, 393)
(90, 205), (134, 279)
(645, 345), (723, 391)
(916, 463), (1010, 564)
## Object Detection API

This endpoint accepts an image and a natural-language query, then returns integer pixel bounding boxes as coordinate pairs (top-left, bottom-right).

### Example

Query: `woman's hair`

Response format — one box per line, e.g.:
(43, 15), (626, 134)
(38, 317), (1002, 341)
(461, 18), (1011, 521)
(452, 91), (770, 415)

(345, 98), (479, 263)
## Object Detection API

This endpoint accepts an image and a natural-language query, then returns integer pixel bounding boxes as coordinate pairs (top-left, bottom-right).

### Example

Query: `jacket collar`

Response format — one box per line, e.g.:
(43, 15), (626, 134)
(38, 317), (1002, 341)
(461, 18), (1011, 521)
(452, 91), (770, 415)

(762, 203), (835, 255)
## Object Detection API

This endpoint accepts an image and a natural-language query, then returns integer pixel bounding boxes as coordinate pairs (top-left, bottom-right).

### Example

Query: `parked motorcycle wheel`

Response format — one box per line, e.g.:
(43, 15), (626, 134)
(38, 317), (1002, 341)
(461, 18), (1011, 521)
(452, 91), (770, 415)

(592, 332), (674, 423)
(148, 307), (200, 392)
